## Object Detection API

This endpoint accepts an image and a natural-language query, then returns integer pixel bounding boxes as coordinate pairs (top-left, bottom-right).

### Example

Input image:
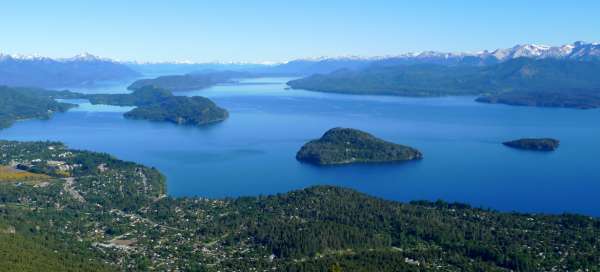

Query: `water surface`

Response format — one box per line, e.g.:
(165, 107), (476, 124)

(2, 77), (599, 216)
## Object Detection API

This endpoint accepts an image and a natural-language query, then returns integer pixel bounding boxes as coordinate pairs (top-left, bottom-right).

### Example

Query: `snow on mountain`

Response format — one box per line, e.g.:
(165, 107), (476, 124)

(61, 52), (112, 62)
(1, 41), (600, 68)
(0, 52), (119, 64)
(293, 41), (600, 64)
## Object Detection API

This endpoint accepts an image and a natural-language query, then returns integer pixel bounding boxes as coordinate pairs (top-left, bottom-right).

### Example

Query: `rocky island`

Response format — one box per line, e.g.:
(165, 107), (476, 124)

(503, 138), (560, 151)
(296, 127), (422, 165)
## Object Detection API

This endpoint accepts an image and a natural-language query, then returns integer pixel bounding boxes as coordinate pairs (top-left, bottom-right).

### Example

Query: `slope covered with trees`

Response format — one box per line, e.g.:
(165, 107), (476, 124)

(0, 86), (77, 129)
(86, 86), (229, 126)
(0, 141), (598, 271)
(288, 58), (600, 109)
(124, 96), (229, 126)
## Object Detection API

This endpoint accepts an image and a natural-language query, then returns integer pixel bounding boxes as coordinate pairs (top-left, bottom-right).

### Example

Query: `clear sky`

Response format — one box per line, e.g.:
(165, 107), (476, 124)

(1, 0), (599, 62)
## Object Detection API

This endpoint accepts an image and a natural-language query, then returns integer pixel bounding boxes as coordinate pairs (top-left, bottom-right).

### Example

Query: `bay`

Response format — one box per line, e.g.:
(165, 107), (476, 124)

(2, 77), (599, 215)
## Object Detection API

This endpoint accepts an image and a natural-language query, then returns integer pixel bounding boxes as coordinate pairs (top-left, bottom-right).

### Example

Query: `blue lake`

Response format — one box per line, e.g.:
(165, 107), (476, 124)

(2, 77), (600, 216)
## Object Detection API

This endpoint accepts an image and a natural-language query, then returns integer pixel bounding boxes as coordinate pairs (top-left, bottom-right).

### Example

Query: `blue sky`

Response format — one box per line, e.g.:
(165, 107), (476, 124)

(1, 0), (599, 62)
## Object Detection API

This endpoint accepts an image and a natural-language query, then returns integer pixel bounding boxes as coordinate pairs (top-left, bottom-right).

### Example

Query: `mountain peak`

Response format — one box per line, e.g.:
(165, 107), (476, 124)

(62, 52), (112, 62)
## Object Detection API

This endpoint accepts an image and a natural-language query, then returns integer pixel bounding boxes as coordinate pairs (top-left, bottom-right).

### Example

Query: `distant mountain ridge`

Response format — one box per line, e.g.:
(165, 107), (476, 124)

(241, 41), (600, 75)
(287, 57), (600, 109)
(1, 41), (599, 86)
(0, 52), (139, 88)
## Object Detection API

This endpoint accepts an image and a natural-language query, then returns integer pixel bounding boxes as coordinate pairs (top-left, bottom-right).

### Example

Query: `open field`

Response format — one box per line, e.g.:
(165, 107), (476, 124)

(0, 166), (51, 183)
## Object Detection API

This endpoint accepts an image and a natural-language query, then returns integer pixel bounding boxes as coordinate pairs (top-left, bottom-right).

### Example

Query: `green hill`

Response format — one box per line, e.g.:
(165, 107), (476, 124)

(288, 59), (600, 108)
(0, 86), (77, 129)
(86, 86), (229, 126)
(0, 141), (598, 271)
(297, 128), (422, 165)
(124, 96), (229, 126)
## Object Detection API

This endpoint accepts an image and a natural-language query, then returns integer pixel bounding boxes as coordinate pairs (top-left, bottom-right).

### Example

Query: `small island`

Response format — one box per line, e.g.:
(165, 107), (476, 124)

(124, 96), (229, 126)
(503, 138), (560, 151)
(296, 127), (422, 165)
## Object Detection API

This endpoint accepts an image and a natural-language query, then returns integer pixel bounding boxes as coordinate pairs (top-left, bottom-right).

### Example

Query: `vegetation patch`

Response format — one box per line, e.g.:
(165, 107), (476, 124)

(0, 166), (51, 183)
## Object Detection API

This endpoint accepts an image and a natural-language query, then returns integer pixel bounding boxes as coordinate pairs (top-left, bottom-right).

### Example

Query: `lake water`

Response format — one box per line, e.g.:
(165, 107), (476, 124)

(2, 77), (600, 216)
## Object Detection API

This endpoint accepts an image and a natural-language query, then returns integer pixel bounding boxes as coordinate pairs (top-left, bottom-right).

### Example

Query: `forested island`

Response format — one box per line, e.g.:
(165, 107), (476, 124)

(287, 58), (600, 109)
(87, 86), (229, 126)
(296, 128), (422, 165)
(0, 86), (78, 129)
(128, 71), (255, 92)
(124, 96), (228, 126)
(0, 85), (229, 129)
(0, 141), (598, 271)
(503, 138), (560, 151)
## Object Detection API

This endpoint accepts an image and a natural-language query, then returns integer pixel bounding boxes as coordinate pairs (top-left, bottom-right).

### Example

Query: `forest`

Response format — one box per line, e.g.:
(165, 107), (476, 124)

(287, 58), (600, 109)
(0, 141), (598, 271)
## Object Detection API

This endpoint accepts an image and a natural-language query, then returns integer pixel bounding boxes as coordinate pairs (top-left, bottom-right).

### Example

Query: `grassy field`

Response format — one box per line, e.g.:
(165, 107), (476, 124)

(0, 166), (51, 183)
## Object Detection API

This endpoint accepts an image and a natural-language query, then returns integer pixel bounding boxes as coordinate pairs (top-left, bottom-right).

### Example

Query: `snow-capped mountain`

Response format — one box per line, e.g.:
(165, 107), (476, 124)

(290, 41), (600, 66)
(482, 42), (600, 61)
(1, 41), (599, 85)
(0, 52), (112, 63)
(268, 41), (600, 75)
(0, 52), (139, 88)
(60, 52), (116, 62)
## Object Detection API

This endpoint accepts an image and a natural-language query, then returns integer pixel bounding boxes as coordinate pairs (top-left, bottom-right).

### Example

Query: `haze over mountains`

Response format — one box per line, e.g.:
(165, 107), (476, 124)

(1, 41), (599, 88)
(0, 52), (139, 88)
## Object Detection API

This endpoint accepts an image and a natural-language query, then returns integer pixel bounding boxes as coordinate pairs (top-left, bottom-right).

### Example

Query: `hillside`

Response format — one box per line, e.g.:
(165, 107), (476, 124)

(287, 58), (600, 108)
(0, 86), (77, 129)
(0, 141), (598, 271)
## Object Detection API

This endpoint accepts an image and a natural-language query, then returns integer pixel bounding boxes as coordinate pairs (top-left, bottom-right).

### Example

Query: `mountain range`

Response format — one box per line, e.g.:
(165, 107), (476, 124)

(265, 41), (600, 75)
(1, 41), (599, 88)
(0, 52), (139, 88)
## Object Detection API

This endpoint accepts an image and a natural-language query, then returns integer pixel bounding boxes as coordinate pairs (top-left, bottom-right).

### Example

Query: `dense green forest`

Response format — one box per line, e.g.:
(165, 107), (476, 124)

(0, 84), (229, 129)
(288, 58), (600, 109)
(296, 128), (422, 165)
(124, 96), (229, 125)
(86, 86), (229, 126)
(0, 86), (77, 128)
(0, 140), (598, 271)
